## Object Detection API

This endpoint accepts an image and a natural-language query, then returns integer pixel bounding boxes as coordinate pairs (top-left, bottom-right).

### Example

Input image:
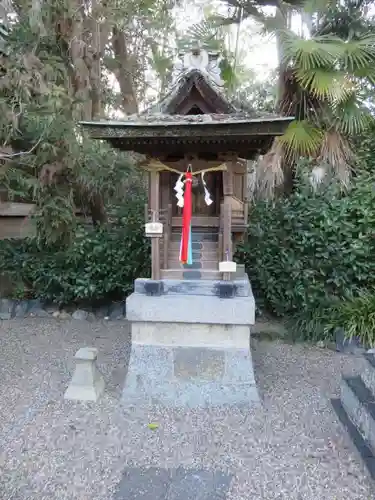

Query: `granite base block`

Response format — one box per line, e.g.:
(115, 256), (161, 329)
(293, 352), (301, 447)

(122, 321), (259, 408)
(134, 277), (252, 298)
(131, 322), (251, 349)
(122, 344), (259, 408)
(126, 292), (255, 325)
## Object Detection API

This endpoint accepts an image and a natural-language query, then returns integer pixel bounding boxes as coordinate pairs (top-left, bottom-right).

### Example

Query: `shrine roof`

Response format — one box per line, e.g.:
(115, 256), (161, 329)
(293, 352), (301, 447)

(145, 68), (252, 115)
(81, 114), (292, 159)
(80, 48), (293, 158)
(81, 113), (291, 129)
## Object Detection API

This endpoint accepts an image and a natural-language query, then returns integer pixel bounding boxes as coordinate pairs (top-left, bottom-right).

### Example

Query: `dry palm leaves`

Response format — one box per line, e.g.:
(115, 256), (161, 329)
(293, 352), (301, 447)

(256, 139), (285, 199)
(318, 130), (353, 187)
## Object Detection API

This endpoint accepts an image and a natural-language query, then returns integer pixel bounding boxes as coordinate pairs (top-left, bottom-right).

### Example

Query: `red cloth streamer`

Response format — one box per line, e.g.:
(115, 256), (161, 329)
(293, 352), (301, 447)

(180, 171), (192, 264)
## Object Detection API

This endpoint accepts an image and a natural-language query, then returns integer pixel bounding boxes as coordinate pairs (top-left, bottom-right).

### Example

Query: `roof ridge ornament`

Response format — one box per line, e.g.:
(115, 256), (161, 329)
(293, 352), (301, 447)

(173, 47), (224, 87)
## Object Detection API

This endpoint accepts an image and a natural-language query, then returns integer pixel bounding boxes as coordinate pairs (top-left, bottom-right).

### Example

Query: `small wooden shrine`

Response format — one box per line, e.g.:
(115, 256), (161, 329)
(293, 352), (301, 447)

(82, 48), (292, 282)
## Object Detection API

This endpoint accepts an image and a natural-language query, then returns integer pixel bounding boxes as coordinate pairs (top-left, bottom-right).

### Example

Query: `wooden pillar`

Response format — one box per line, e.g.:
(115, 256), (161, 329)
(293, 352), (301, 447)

(243, 160), (249, 244)
(223, 198), (232, 259)
(222, 163), (233, 259)
(222, 162), (233, 281)
(149, 169), (161, 280)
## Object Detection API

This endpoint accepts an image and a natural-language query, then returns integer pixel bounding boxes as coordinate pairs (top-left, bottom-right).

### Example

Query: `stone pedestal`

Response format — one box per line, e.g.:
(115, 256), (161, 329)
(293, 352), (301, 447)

(122, 279), (259, 408)
(64, 347), (105, 402)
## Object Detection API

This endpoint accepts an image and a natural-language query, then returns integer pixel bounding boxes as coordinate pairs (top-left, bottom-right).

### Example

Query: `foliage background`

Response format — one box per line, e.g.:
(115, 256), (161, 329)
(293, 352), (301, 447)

(239, 167), (375, 318)
(0, 197), (150, 304)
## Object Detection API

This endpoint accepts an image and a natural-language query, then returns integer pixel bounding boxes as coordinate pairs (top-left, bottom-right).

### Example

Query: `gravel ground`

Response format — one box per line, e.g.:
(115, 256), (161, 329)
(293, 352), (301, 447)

(0, 318), (373, 500)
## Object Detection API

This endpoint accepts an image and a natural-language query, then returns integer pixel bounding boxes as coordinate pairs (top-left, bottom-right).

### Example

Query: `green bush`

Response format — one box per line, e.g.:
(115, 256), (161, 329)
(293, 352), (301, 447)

(238, 172), (375, 318)
(289, 289), (375, 345)
(0, 200), (150, 305)
(326, 290), (375, 347)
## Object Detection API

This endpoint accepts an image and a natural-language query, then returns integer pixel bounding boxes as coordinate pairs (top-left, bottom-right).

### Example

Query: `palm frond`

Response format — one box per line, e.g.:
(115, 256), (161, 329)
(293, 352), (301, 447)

(341, 34), (375, 71)
(279, 30), (344, 69)
(333, 94), (374, 135)
(278, 120), (324, 160)
(353, 66), (375, 85)
(295, 68), (352, 102)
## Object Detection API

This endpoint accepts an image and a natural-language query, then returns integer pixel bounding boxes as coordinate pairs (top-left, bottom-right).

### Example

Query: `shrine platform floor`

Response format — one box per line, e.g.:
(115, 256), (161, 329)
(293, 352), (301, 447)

(0, 318), (373, 500)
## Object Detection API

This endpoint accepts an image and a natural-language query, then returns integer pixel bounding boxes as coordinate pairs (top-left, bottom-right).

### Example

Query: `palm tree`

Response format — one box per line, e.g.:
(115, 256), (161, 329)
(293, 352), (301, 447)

(257, 1), (375, 196)
(187, 0), (375, 196)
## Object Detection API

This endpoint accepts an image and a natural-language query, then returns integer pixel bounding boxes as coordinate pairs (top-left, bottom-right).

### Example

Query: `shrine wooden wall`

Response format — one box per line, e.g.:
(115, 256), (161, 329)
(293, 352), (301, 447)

(0, 203), (35, 239)
(0, 203), (91, 240)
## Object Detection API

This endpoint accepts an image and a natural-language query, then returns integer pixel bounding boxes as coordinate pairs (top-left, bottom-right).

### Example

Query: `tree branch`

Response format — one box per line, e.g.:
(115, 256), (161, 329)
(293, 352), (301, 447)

(0, 133), (44, 159)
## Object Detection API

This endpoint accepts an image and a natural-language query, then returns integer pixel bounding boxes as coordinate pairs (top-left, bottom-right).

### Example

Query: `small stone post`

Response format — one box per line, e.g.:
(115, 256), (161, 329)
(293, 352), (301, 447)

(64, 347), (105, 402)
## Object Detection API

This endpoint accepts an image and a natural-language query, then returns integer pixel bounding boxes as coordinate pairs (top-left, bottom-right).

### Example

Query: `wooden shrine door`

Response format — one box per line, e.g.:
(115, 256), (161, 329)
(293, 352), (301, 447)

(171, 172), (221, 217)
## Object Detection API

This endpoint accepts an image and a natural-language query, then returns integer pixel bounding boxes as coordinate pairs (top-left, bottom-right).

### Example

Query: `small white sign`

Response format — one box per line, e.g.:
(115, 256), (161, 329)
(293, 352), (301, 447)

(145, 222), (163, 238)
(219, 261), (237, 273)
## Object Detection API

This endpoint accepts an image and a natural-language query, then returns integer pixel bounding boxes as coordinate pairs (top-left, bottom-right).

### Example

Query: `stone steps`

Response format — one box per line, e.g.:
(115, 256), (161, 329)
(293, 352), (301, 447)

(168, 260), (218, 270)
(332, 353), (375, 479)
(168, 251), (218, 261)
(170, 234), (219, 243)
(179, 251), (218, 261)
(170, 230), (219, 243)
(161, 269), (222, 280)
(167, 231), (219, 273)
(168, 241), (218, 251)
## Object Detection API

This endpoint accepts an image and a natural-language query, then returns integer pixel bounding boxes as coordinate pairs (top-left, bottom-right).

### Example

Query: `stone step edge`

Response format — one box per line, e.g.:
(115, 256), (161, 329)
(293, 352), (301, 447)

(161, 270), (219, 273)
(161, 269), (222, 276)
(168, 263), (218, 269)
(341, 376), (375, 455)
(167, 258), (218, 262)
(364, 353), (375, 369)
(362, 353), (375, 395)
(331, 398), (375, 480)
(161, 272), (222, 281)
(343, 376), (375, 419)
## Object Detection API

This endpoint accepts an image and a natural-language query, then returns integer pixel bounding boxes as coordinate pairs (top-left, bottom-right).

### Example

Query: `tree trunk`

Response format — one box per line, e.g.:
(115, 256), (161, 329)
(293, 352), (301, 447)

(90, 0), (102, 119)
(60, 0), (108, 224)
(275, 6), (288, 109)
(112, 26), (138, 114)
(274, 6), (295, 194)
